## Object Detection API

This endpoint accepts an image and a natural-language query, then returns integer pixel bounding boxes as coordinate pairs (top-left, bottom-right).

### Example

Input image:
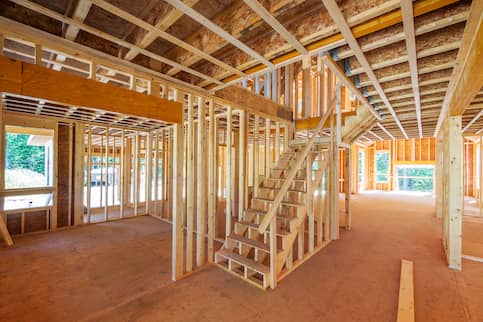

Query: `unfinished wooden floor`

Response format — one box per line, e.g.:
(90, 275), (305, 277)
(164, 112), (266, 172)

(1, 193), (482, 322)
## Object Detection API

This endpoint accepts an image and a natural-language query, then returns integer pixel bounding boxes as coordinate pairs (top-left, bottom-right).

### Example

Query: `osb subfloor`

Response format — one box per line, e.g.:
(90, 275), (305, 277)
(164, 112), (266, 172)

(1, 193), (482, 322)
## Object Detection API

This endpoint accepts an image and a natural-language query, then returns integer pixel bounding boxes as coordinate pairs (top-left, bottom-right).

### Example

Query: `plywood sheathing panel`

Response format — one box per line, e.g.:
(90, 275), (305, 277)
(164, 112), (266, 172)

(347, 23), (464, 74)
(0, 1), (63, 36)
(357, 50), (458, 86)
(162, 0), (388, 79)
(57, 124), (70, 228)
(335, 1), (470, 60)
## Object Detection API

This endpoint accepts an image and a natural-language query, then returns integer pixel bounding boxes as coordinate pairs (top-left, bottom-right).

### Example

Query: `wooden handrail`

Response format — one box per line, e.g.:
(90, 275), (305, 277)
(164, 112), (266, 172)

(257, 97), (336, 234)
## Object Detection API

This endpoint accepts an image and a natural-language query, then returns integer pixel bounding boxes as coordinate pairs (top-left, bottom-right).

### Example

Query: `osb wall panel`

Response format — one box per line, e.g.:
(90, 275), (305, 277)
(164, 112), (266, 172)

(57, 124), (70, 228)
(6, 213), (21, 235)
(24, 210), (48, 233)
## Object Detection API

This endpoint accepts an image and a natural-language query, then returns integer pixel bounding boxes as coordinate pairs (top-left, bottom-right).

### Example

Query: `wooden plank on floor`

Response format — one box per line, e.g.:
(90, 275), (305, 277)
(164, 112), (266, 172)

(397, 259), (415, 322)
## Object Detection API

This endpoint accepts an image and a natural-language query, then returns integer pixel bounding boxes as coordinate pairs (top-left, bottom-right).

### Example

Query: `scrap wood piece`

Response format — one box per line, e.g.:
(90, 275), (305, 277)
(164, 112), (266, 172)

(0, 215), (13, 246)
(397, 259), (415, 322)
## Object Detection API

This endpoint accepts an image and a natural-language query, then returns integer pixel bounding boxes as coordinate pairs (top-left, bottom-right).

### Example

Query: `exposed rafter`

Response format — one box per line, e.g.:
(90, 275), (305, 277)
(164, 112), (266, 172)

(64, 0), (92, 41)
(462, 110), (483, 133)
(242, 0), (307, 55)
(123, 0), (199, 61)
(434, 0), (483, 136)
(368, 130), (383, 141)
(321, 0), (408, 139)
(89, 0), (245, 77)
(376, 122), (396, 141)
(401, 0), (423, 138)
(9, 0), (223, 86)
(321, 55), (381, 120)
(0, 15), (207, 93)
(164, 0), (274, 68)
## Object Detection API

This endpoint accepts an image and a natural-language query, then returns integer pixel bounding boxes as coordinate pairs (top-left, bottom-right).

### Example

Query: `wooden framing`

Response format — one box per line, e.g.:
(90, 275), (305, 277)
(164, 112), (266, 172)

(164, 0), (273, 68)
(0, 56), (182, 124)
(434, 0), (483, 135)
(441, 116), (463, 270)
(401, 0), (423, 138)
(321, 0), (408, 139)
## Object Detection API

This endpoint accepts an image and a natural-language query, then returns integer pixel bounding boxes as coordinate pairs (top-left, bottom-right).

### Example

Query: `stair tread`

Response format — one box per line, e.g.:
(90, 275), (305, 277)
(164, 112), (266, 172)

(237, 221), (290, 236)
(266, 177), (306, 182)
(252, 197), (303, 206)
(245, 209), (295, 223)
(259, 186), (306, 193)
(216, 249), (270, 274)
(228, 234), (270, 252)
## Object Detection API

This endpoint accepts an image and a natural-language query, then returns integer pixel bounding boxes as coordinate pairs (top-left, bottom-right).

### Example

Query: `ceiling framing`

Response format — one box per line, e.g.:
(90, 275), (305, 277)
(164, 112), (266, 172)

(0, 0), (480, 139)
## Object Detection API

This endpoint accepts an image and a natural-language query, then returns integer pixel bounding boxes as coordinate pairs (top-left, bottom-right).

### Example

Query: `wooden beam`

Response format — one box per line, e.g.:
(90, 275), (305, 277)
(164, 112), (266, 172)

(401, 0), (423, 138)
(0, 56), (182, 123)
(9, 0), (222, 85)
(207, 99), (215, 262)
(321, 0), (407, 138)
(238, 109), (247, 220)
(196, 97), (206, 267)
(442, 116), (462, 270)
(171, 121), (185, 280)
(0, 15), (206, 92)
(242, 0), (307, 55)
(209, 0), (458, 90)
(64, 0), (92, 41)
(90, 0), (244, 77)
(294, 112), (356, 131)
(123, 0), (199, 61)
(397, 260), (415, 322)
(186, 94), (194, 272)
(462, 110), (483, 132)
(322, 55), (380, 120)
(164, 0), (273, 68)
(226, 106), (233, 237)
(435, 0), (483, 135)
(376, 122), (396, 141)
(214, 86), (291, 123)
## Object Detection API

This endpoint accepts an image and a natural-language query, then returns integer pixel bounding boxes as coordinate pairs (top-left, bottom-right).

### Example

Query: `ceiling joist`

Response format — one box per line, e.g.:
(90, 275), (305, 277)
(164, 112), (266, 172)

(163, 0), (274, 68)
(321, 0), (408, 139)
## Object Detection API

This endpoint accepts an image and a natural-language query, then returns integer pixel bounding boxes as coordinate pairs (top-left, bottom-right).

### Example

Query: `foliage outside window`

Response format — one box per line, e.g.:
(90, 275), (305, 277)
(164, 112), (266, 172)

(396, 166), (434, 192)
(375, 151), (390, 183)
(4, 127), (54, 211)
(5, 131), (53, 189)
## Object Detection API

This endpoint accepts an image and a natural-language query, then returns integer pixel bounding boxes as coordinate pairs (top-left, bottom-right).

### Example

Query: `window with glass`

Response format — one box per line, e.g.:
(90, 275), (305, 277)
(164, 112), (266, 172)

(396, 165), (434, 192)
(3, 125), (55, 210)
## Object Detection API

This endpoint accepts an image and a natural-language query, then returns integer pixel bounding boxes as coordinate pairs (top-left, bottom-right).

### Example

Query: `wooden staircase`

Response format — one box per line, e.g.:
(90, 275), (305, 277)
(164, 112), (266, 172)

(215, 142), (329, 289)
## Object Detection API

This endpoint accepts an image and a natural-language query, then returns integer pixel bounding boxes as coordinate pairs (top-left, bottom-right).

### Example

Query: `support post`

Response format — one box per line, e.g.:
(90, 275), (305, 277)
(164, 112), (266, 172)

(253, 115), (260, 197)
(265, 118), (271, 178)
(238, 109), (247, 221)
(196, 97), (207, 267)
(172, 122), (185, 281)
(226, 106), (233, 237)
(302, 56), (311, 118)
(186, 94), (194, 272)
(442, 116), (462, 270)
(207, 99), (216, 262)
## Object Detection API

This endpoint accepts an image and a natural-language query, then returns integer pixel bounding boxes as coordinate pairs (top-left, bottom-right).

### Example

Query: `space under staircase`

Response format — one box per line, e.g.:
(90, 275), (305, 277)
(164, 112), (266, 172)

(215, 110), (333, 290)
